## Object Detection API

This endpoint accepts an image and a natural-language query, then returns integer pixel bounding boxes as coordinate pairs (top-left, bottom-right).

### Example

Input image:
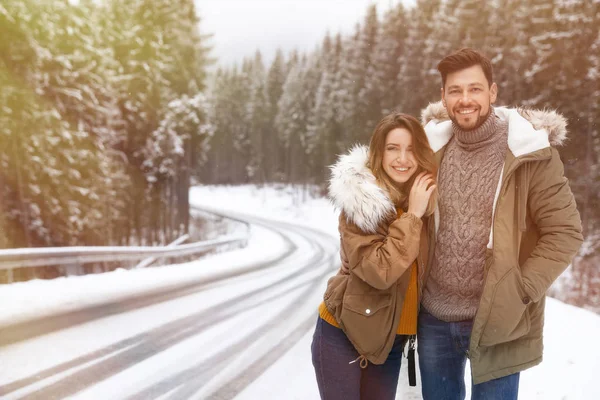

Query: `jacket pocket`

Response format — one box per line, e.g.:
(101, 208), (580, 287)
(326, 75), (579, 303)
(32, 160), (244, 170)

(340, 293), (394, 355)
(479, 267), (531, 347)
(343, 293), (392, 317)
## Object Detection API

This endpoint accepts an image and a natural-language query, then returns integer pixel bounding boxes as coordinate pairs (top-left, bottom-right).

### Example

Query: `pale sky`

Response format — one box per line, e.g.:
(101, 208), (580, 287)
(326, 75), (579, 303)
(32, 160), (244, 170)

(196, 0), (416, 67)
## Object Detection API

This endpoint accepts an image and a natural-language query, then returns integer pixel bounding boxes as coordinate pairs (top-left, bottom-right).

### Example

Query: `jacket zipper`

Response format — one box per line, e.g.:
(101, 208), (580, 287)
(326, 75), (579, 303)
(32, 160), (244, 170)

(472, 153), (549, 351)
(417, 216), (435, 314)
(473, 162), (521, 350)
(473, 156), (529, 353)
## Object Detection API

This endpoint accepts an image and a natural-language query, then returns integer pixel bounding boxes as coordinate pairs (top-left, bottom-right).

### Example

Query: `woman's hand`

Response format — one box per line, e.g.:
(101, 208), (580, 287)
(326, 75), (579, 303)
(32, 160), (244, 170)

(407, 172), (436, 218)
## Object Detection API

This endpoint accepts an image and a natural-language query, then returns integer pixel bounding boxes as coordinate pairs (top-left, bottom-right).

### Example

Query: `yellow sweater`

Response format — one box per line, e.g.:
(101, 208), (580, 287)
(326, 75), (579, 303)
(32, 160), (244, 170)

(319, 207), (419, 335)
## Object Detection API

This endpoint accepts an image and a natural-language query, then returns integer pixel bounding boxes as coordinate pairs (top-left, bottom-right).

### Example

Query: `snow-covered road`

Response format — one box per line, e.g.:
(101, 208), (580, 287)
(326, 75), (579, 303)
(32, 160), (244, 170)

(0, 203), (339, 399)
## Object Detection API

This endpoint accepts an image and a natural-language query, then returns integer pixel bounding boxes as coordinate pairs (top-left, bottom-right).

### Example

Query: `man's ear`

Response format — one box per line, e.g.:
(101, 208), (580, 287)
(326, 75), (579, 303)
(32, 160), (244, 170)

(490, 82), (498, 104)
(441, 87), (446, 108)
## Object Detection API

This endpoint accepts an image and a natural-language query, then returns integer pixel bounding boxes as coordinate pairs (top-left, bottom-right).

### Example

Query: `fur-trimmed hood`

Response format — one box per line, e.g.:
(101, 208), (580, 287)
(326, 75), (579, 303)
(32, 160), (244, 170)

(328, 145), (394, 234)
(420, 101), (568, 157)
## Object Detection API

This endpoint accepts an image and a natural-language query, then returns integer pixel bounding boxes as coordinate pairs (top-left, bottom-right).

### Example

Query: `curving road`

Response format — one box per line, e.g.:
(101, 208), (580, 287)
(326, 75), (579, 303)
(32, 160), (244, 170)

(0, 208), (340, 400)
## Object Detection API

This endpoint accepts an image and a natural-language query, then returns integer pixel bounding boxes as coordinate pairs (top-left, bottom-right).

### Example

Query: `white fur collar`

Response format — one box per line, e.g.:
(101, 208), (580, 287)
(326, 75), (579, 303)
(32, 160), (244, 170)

(328, 145), (395, 233)
(420, 101), (568, 157)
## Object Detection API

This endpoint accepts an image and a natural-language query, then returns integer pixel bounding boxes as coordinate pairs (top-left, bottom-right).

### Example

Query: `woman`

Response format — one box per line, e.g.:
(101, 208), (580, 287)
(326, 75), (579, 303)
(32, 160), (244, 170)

(311, 112), (437, 400)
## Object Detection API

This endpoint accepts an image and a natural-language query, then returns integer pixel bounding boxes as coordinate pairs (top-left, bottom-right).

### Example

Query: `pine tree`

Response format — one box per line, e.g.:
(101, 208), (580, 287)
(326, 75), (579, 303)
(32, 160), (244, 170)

(307, 34), (344, 182)
(354, 5), (380, 139)
(275, 58), (308, 182)
(0, 0), (129, 254)
(203, 68), (237, 184)
(264, 49), (287, 181)
(105, 0), (210, 243)
(522, 0), (566, 108)
(363, 4), (409, 122)
(485, 0), (530, 106)
(0, 0), (210, 256)
(246, 52), (271, 183)
(401, 0), (443, 116)
(333, 26), (362, 146)
(297, 53), (326, 183)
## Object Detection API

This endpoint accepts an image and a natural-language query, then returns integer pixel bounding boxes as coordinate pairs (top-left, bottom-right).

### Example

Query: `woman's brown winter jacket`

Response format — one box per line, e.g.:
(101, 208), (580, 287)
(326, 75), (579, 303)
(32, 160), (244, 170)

(323, 146), (430, 365)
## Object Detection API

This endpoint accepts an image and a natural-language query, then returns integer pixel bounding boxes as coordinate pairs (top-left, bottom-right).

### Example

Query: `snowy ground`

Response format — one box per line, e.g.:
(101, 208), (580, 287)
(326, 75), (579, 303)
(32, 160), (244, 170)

(0, 184), (598, 399)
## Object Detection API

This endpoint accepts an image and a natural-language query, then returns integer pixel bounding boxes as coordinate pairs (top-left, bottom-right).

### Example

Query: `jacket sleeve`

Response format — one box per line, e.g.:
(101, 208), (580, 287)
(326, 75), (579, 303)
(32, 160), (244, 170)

(339, 211), (422, 290)
(522, 148), (583, 302)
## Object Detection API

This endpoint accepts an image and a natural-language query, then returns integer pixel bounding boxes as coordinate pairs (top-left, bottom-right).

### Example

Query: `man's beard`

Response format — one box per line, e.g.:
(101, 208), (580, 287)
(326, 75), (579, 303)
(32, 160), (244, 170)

(450, 108), (491, 131)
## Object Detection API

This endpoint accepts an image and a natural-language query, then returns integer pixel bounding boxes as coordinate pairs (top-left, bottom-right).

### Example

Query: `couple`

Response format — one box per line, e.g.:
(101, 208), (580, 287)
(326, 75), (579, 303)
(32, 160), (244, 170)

(311, 48), (583, 400)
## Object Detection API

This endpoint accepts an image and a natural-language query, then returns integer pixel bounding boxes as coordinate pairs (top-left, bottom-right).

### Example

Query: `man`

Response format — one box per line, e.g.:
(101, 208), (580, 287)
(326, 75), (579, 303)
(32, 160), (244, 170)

(418, 48), (583, 399)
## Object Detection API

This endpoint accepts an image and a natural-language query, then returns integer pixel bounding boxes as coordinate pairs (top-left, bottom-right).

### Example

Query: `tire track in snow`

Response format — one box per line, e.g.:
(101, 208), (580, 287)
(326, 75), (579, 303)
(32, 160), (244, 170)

(0, 210), (339, 400)
(124, 220), (338, 400)
(0, 212), (294, 348)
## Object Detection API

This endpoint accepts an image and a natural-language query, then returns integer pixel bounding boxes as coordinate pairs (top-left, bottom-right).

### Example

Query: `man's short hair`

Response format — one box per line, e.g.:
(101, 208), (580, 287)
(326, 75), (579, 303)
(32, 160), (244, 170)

(437, 48), (494, 88)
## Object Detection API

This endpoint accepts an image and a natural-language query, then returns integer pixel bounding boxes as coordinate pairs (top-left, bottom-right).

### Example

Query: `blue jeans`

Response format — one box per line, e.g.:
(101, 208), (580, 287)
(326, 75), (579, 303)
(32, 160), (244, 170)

(417, 309), (520, 400)
(311, 317), (407, 400)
